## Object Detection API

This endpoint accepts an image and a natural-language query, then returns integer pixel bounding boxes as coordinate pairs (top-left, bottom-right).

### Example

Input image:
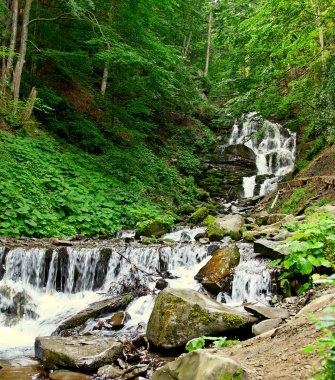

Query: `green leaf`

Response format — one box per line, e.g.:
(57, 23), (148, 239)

(185, 336), (205, 352)
(296, 257), (313, 275)
(301, 345), (316, 354)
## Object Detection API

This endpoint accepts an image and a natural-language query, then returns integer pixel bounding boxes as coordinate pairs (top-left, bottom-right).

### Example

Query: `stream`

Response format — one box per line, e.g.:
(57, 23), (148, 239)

(0, 114), (296, 377)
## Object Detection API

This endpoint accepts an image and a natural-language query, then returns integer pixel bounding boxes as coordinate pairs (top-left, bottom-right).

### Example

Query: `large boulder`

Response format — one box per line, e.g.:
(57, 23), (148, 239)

(53, 294), (133, 335)
(252, 318), (282, 336)
(35, 336), (123, 372)
(216, 214), (245, 240)
(152, 349), (247, 380)
(146, 288), (255, 349)
(194, 244), (240, 294)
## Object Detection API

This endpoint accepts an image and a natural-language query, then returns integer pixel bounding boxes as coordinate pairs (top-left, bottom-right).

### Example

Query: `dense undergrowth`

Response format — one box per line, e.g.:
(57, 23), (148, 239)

(0, 121), (214, 238)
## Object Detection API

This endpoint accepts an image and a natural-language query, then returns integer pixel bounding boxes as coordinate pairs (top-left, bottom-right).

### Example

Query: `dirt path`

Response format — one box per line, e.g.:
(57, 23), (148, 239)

(219, 287), (335, 379)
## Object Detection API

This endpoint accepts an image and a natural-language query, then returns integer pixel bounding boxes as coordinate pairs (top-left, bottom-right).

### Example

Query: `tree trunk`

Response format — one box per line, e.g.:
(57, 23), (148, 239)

(12, 0), (33, 108)
(1, 33), (6, 94)
(23, 85), (37, 120)
(100, 62), (108, 96)
(310, 0), (325, 64)
(204, 10), (213, 76)
(6, 0), (19, 84)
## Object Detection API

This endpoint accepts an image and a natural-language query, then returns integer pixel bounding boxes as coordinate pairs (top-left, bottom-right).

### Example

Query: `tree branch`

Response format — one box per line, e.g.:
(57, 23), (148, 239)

(27, 13), (72, 25)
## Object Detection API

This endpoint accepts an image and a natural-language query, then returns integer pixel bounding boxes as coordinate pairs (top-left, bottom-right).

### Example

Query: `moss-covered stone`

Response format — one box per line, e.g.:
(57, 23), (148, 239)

(135, 219), (171, 238)
(202, 215), (216, 226)
(207, 224), (225, 241)
(189, 207), (209, 224)
(146, 288), (254, 349)
(194, 244), (240, 294)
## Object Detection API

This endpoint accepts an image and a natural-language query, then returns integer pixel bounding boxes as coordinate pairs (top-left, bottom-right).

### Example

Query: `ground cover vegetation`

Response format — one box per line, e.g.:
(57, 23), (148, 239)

(0, 0), (334, 239)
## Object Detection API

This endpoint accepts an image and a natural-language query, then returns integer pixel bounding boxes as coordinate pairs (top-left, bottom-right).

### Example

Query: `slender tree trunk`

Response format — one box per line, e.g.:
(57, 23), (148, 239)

(310, 0), (325, 64)
(12, 0), (33, 107)
(6, 0), (18, 84)
(1, 33), (6, 94)
(101, 62), (108, 95)
(204, 9), (213, 76)
(185, 32), (192, 59)
(23, 85), (37, 120)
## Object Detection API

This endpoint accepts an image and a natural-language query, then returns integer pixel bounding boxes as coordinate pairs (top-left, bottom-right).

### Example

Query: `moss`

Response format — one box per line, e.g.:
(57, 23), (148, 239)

(189, 207), (209, 224)
(221, 314), (246, 329)
(207, 224), (225, 241)
(189, 304), (218, 325)
(219, 368), (243, 380)
(202, 215), (216, 226)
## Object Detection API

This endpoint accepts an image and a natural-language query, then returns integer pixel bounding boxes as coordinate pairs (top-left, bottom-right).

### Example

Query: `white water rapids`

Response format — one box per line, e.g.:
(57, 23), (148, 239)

(0, 233), (272, 360)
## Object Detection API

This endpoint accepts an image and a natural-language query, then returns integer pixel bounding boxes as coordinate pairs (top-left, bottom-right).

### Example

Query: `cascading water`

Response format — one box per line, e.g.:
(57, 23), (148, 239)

(0, 240), (210, 359)
(218, 243), (272, 306)
(228, 112), (296, 198)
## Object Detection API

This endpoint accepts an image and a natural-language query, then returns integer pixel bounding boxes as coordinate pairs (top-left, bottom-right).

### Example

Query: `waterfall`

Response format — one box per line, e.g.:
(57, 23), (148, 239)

(228, 112), (296, 198)
(0, 241), (209, 358)
(219, 243), (272, 306)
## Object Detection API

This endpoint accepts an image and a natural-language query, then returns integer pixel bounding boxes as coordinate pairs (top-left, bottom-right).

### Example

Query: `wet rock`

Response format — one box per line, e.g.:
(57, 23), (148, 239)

(244, 304), (289, 320)
(0, 285), (37, 320)
(35, 336), (123, 371)
(0, 364), (48, 380)
(188, 207), (209, 224)
(252, 318), (282, 336)
(194, 244), (240, 294)
(152, 348), (246, 380)
(53, 294), (133, 335)
(254, 239), (288, 259)
(155, 279), (169, 290)
(146, 288), (255, 349)
(107, 311), (131, 329)
(199, 237), (209, 244)
(97, 364), (124, 378)
(49, 369), (92, 379)
(207, 223), (225, 241)
(50, 239), (74, 247)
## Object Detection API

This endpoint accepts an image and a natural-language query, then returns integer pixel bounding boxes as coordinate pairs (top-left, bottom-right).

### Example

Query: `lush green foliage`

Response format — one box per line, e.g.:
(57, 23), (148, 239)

(302, 275), (335, 380)
(185, 335), (238, 352)
(0, 130), (204, 238)
(270, 213), (335, 295)
(209, 0), (335, 145)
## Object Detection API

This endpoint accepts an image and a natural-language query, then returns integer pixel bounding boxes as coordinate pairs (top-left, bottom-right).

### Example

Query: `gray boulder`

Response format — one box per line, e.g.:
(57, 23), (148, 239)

(252, 318), (282, 336)
(216, 214), (245, 240)
(35, 336), (123, 371)
(253, 239), (288, 259)
(244, 304), (289, 320)
(152, 348), (247, 380)
(146, 288), (255, 349)
(53, 294), (133, 335)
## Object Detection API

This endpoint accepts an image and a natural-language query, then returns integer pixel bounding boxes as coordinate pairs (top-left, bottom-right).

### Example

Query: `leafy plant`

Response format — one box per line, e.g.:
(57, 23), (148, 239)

(270, 214), (335, 295)
(185, 336), (238, 352)
(302, 275), (335, 380)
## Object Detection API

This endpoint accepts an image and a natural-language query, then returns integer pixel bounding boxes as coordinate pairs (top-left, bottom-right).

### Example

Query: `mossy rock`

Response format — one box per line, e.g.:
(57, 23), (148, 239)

(135, 219), (171, 238)
(202, 215), (216, 226)
(189, 207), (209, 224)
(195, 244), (240, 294)
(207, 224), (225, 241)
(146, 288), (254, 349)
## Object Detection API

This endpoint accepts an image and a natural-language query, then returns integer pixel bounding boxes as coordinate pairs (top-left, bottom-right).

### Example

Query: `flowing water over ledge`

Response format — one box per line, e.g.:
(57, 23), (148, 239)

(228, 112), (296, 198)
(0, 235), (272, 360)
